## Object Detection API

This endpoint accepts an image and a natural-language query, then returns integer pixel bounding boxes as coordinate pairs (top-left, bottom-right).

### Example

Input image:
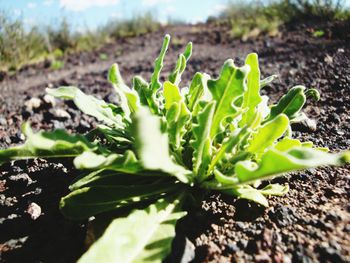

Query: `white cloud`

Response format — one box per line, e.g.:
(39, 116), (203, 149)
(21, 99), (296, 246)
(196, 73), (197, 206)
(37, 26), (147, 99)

(27, 2), (37, 9)
(142, 0), (172, 7)
(208, 3), (226, 16)
(13, 9), (21, 16)
(110, 12), (122, 19)
(43, 0), (54, 6)
(59, 0), (119, 12)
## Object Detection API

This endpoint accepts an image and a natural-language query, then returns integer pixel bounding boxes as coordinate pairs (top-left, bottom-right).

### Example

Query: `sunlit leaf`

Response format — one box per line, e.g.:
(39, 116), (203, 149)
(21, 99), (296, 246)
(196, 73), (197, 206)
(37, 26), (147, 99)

(208, 60), (249, 138)
(78, 194), (186, 263)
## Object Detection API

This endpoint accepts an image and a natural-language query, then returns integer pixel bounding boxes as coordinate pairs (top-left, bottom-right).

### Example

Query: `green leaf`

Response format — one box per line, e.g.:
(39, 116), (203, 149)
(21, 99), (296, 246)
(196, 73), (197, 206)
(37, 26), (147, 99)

(108, 63), (140, 115)
(132, 107), (192, 183)
(191, 102), (216, 180)
(305, 88), (320, 101)
(207, 127), (249, 174)
(241, 53), (262, 126)
(213, 169), (238, 186)
(223, 185), (269, 207)
(46, 86), (125, 128)
(163, 81), (183, 110)
(169, 42), (192, 85)
(133, 76), (160, 114)
(73, 150), (141, 173)
(236, 147), (350, 184)
(133, 76), (149, 106)
(150, 34), (170, 93)
(166, 103), (190, 151)
(247, 114), (289, 154)
(60, 183), (181, 220)
(163, 81), (191, 151)
(69, 169), (162, 191)
(187, 72), (211, 112)
(208, 60), (249, 138)
(78, 195), (186, 263)
(260, 74), (278, 89)
(0, 123), (95, 165)
(88, 124), (131, 149)
(274, 137), (302, 151)
(260, 184), (289, 196)
(265, 86), (308, 122)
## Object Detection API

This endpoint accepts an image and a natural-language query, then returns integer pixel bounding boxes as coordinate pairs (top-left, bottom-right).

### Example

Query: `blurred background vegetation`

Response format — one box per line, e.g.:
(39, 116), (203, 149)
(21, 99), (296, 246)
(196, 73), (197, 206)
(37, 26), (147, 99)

(0, 0), (349, 73)
(0, 12), (159, 72)
(213, 0), (350, 40)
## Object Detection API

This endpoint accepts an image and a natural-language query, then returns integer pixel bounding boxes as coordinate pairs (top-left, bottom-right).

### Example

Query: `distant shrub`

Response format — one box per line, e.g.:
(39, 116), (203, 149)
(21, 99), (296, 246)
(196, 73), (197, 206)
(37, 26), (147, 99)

(280, 0), (350, 21)
(218, 1), (282, 39)
(217, 0), (350, 40)
(0, 12), (159, 72)
(0, 12), (48, 70)
(102, 12), (159, 38)
(50, 60), (65, 70)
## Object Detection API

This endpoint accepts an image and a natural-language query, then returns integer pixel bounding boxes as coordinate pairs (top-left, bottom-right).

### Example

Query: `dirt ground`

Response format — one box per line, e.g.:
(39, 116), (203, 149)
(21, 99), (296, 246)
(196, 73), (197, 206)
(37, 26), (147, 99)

(0, 20), (349, 262)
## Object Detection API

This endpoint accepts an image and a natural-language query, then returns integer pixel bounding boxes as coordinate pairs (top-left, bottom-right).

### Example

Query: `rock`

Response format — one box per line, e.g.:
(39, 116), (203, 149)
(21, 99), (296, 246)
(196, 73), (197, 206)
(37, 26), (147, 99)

(292, 118), (317, 132)
(24, 98), (41, 111)
(330, 113), (341, 124)
(269, 204), (297, 227)
(324, 54), (333, 64)
(0, 117), (7, 126)
(238, 239), (248, 249)
(226, 242), (239, 253)
(53, 109), (70, 119)
(0, 195), (17, 207)
(1, 236), (28, 252)
(262, 228), (273, 248)
(168, 235), (195, 263)
(255, 251), (271, 262)
(179, 238), (195, 263)
(0, 180), (6, 192)
(235, 221), (246, 229)
(26, 202), (41, 220)
(8, 173), (33, 186)
(43, 94), (56, 107)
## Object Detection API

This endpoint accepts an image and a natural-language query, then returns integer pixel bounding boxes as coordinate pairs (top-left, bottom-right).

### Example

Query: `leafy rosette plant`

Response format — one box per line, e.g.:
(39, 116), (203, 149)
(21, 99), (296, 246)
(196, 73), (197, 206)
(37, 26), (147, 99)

(0, 35), (349, 262)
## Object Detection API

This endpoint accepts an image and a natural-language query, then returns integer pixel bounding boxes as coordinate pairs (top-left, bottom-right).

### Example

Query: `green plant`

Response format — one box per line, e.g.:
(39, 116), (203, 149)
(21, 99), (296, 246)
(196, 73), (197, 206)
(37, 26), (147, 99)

(313, 29), (325, 37)
(217, 0), (350, 39)
(103, 12), (159, 39)
(53, 48), (64, 58)
(0, 12), (159, 72)
(0, 12), (48, 71)
(50, 60), (65, 70)
(219, 1), (283, 39)
(99, 53), (108, 61)
(281, 0), (350, 20)
(0, 35), (348, 262)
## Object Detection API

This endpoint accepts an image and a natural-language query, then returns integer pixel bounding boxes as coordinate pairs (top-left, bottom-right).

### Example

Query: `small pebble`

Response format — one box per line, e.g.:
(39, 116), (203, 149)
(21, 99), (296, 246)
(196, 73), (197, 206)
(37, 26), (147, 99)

(53, 109), (70, 119)
(24, 98), (41, 111)
(26, 202), (41, 220)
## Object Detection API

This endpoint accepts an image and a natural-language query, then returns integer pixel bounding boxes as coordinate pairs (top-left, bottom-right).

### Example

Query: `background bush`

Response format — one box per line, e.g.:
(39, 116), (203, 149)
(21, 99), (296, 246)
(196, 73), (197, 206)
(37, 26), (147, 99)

(0, 12), (159, 72)
(216, 0), (350, 39)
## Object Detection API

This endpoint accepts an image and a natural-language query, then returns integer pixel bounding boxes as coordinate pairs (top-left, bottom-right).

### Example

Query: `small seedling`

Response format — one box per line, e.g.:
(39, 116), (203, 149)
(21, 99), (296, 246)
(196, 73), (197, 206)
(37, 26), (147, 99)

(0, 35), (348, 262)
(313, 30), (325, 37)
(50, 60), (65, 70)
(99, 53), (108, 61)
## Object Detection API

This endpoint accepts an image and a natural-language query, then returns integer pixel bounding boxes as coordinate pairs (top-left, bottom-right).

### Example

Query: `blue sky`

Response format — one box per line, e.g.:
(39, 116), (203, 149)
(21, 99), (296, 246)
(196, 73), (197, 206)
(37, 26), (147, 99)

(2, 0), (350, 32)
(0, 0), (230, 31)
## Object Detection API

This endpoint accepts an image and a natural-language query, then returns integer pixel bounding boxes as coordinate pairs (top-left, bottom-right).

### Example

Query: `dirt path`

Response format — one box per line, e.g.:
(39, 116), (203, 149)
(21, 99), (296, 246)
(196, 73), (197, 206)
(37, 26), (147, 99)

(0, 22), (349, 262)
